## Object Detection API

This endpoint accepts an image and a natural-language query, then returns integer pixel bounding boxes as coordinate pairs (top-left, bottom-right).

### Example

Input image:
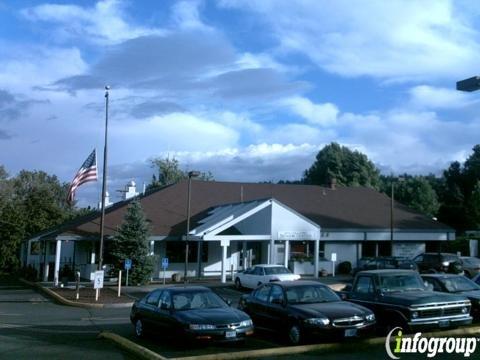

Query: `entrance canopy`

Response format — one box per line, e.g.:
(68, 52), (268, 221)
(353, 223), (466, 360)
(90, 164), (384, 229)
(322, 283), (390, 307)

(189, 198), (321, 282)
(190, 198), (321, 242)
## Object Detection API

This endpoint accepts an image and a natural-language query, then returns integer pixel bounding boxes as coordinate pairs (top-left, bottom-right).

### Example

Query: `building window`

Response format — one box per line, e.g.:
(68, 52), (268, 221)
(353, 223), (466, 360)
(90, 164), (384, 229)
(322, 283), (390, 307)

(378, 242), (391, 256)
(165, 241), (208, 263)
(363, 242), (376, 257)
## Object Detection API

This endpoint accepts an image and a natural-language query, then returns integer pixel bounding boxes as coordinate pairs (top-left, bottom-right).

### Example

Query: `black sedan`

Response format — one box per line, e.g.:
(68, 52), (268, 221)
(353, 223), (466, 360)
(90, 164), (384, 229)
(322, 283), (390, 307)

(238, 280), (375, 345)
(130, 286), (254, 343)
(421, 274), (480, 319)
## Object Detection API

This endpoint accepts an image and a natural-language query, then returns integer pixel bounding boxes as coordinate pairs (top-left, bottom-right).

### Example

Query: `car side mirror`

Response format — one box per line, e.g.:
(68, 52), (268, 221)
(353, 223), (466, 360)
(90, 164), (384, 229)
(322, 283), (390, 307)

(226, 299), (232, 306)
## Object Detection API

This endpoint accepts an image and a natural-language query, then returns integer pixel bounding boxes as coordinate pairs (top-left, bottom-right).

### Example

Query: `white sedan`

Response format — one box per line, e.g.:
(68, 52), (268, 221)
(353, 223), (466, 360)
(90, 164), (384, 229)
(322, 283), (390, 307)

(234, 264), (300, 289)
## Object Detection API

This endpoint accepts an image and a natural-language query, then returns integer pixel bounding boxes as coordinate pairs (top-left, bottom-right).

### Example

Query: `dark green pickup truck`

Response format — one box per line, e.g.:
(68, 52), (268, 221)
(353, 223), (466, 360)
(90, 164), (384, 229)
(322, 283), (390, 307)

(340, 269), (472, 332)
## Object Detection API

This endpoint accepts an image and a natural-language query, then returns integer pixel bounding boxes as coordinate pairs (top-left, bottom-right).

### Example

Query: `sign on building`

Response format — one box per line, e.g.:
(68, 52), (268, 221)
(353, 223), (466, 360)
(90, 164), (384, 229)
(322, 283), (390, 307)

(278, 231), (315, 240)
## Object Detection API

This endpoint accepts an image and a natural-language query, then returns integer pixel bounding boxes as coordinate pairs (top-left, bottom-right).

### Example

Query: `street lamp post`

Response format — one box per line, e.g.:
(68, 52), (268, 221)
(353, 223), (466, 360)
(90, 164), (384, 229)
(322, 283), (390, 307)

(390, 176), (404, 257)
(184, 171), (200, 283)
(390, 180), (395, 256)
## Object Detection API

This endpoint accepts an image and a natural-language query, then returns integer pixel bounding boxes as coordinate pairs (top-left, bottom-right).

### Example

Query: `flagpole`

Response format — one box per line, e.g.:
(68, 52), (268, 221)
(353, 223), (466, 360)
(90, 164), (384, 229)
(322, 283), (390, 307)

(98, 86), (110, 274)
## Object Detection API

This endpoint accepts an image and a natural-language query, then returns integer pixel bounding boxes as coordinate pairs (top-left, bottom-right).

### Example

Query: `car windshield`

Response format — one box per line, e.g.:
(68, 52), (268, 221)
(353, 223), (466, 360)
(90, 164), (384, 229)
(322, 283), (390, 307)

(463, 258), (480, 266)
(379, 274), (425, 292)
(286, 285), (340, 304)
(265, 266), (291, 275)
(172, 291), (227, 311)
(442, 255), (459, 262)
(440, 277), (480, 293)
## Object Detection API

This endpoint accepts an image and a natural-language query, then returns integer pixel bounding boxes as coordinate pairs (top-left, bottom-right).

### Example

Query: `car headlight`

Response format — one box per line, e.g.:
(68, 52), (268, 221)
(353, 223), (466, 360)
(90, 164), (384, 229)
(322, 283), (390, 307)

(366, 313), (375, 321)
(411, 311), (419, 319)
(240, 319), (253, 327)
(189, 324), (216, 330)
(304, 317), (330, 326)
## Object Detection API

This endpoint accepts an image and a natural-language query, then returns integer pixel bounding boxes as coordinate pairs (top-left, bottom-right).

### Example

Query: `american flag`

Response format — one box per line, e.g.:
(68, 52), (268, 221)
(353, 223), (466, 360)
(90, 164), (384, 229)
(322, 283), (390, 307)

(67, 149), (98, 204)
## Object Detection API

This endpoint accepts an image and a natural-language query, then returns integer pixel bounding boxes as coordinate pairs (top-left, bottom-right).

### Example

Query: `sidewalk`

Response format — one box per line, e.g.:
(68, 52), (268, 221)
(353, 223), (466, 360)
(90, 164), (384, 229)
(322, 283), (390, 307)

(27, 274), (352, 307)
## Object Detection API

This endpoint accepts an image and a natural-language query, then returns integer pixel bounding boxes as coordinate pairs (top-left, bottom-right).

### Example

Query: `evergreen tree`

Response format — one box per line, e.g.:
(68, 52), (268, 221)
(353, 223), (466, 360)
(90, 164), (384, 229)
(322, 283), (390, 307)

(110, 200), (153, 285)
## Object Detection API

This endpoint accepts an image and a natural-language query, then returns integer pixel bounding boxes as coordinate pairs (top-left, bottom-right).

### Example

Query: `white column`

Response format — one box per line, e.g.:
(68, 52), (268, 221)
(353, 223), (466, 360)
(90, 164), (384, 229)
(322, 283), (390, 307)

(242, 241), (248, 270)
(43, 262), (49, 282)
(269, 238), (275, 264)
(284, 240), (290, 268)
(54, 239), (62, 286)
(314, 239), (319, 278)
(221, 240), (230, 283)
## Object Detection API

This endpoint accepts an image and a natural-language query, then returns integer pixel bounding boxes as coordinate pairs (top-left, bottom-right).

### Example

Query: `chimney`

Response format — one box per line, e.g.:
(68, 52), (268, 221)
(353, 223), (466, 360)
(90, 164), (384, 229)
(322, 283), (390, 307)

(124, 180), (139, 200)
(98, 191), (113, 209)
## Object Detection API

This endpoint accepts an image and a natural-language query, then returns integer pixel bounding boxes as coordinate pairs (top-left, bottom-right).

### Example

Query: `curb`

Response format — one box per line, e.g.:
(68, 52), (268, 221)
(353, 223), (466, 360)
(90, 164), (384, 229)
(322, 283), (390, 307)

(19, 278), (133, 309)
(98, 331), (168, 360)
(99, 325), (480, 360)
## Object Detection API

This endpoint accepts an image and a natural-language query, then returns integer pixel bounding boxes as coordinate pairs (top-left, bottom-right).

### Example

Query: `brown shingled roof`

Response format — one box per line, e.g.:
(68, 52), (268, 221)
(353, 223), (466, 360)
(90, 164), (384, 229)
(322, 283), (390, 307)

(50, 180), (451, 239)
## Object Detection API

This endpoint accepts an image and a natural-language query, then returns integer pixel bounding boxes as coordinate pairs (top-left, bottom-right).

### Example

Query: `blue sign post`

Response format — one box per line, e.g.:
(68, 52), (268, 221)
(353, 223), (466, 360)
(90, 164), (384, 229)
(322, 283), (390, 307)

(162, 258), (169, 284)
(124, 259), (132, 286)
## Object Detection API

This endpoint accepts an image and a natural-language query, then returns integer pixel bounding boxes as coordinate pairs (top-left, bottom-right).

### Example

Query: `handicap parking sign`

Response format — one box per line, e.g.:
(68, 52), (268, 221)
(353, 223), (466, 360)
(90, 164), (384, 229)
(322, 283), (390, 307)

(124, 258), (132, 270)
(162, 257), (169, 269)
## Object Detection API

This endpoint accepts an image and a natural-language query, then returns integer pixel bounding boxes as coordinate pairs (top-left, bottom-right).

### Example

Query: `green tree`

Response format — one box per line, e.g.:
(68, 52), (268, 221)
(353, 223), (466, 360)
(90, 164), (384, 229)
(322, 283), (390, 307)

(302, 142), (380, 188)
(467, 181), (480, 230)
(110, 200), (153, 285)
(0, 168), (78, 273)
(148, 156), (214, 190)
(381, 175), (440, 217)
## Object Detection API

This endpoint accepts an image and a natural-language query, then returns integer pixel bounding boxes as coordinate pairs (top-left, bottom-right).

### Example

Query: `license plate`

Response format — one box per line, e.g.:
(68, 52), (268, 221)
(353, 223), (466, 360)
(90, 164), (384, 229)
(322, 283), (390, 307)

(225, 331), (237, 338)
(439, 320), (450, 328)
(345, 328), (358, 337)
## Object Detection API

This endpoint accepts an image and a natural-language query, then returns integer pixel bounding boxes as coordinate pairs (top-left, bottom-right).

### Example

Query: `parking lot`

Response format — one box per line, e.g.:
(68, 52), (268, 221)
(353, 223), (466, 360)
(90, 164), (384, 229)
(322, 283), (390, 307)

(3, 274), (480, 360)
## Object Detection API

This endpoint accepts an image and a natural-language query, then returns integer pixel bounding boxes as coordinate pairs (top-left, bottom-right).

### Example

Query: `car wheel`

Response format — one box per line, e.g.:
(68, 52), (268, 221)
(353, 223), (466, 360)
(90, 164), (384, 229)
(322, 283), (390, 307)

(235, 278), (242, 289)
(287, 323), (302, 345)
(383, 313), (408, 335)
(257, 282), (262, 287)
(135, 318), (145, 338)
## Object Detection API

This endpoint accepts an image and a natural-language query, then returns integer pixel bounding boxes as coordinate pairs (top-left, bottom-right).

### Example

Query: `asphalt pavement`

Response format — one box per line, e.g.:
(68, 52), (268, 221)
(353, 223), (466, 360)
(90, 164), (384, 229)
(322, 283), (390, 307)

(0, 275), (133, 359)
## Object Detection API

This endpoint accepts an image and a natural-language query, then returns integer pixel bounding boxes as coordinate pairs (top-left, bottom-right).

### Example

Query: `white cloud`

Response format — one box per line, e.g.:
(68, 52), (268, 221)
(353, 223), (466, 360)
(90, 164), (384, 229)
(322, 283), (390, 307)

(21, 0), (163, 44)
(221, 0), (480, 82)
(0, 45), (87, 93)
(283, 96), (339, 126)
(170, 0), (211, 32)
(111, 112), (240, 157)
(408, 85), (477, 109)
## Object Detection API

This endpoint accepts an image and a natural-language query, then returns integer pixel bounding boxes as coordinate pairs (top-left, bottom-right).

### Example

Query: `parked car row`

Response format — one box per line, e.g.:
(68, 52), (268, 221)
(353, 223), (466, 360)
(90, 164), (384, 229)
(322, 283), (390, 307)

(130, 262), (480, 347)
(354, 253), (480, 278)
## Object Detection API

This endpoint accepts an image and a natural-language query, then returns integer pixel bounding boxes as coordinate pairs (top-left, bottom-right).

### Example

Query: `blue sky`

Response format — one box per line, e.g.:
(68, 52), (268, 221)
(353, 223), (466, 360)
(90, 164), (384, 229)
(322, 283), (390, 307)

(1, 0), (480, 207)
